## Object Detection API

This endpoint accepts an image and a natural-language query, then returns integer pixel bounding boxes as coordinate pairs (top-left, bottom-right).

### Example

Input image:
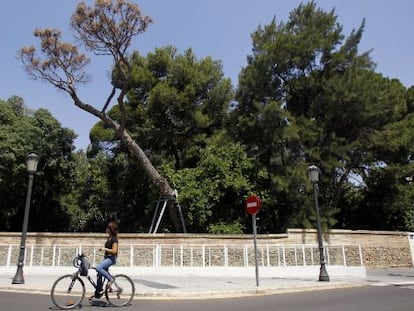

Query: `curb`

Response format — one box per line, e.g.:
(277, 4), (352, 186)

(0, 281), (366, 300)
(132, 282), (366, 300)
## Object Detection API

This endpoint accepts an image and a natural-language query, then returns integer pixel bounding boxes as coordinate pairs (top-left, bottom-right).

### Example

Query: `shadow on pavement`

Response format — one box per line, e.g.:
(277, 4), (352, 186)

(132, 278), (178, 289)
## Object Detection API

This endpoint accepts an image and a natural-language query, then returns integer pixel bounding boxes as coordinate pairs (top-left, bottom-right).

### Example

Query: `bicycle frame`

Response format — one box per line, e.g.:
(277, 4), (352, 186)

(51, 254), (135, 309)
(73, 254), (109, 289)
(87, 268), (112, 291)
(72, 265), (111, 293)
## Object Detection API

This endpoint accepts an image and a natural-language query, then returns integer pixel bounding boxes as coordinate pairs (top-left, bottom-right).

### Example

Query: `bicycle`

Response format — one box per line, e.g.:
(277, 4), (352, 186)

(50, 254), (135, 309)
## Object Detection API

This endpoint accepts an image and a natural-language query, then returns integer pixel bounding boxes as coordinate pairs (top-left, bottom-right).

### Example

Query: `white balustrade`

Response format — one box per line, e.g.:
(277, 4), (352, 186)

(0, 243), (364, 268)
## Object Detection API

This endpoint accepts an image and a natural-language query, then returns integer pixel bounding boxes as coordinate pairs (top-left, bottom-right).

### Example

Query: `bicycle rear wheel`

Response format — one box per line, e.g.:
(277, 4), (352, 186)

(105, 274), (135, 306)
(51, 274), (85, 309)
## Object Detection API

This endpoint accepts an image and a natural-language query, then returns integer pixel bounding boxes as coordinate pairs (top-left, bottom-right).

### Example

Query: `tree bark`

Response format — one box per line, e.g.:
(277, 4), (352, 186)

(71, 94), (182, 231)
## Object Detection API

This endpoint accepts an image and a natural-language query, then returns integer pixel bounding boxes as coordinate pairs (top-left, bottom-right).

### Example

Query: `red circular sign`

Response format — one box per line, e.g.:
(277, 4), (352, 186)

(245, 194), (262, 215)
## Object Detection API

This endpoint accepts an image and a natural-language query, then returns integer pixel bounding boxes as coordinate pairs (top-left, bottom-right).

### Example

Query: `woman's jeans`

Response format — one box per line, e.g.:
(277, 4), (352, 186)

(95, 256), (116, 294)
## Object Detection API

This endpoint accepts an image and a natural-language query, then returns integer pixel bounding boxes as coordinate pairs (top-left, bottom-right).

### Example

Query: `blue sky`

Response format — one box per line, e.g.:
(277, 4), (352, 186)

(1, 0), (413, 150)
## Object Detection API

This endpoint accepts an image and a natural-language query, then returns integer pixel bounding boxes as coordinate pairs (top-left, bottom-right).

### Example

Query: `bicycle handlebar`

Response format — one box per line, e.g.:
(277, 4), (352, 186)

(72, 254), (83, 268)
(73, 254), (90, 269)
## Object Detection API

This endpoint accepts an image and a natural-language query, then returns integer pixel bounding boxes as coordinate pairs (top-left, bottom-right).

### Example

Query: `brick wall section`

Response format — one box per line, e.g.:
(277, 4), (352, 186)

(0, 229), (412, 268)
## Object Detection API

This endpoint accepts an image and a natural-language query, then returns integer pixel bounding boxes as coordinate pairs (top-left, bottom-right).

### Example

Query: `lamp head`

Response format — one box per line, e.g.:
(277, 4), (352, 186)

(307, 165), (320, 183)
(26, 153), (39, 174)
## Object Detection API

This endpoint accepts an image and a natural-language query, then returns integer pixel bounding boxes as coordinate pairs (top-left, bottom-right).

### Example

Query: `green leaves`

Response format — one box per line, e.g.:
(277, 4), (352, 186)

(230, 0), (414, 232)
(160, 143), (255, 232)
(0, 97), (77, 231)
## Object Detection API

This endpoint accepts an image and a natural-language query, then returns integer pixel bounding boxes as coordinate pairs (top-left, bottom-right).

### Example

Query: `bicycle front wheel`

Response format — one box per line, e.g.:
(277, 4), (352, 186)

(51, 274), (85, 310)
(105, 274), (135, 307)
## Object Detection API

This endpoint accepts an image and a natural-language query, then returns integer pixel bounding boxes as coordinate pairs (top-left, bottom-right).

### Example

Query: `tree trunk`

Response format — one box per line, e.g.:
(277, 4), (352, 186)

(72, 96), (182, 231)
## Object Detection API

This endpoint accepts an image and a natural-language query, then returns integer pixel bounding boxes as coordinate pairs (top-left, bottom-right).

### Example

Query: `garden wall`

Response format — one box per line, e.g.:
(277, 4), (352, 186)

(0, 229), (411, 268)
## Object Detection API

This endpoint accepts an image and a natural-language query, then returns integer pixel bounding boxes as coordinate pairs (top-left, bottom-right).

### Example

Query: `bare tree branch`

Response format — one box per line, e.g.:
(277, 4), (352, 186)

(102, 86), (116, 113)
(20, 29), (90, 92)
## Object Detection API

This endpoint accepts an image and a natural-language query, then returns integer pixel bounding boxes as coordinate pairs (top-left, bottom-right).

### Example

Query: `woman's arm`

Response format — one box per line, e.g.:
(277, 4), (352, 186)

(100, 242), (118, 255)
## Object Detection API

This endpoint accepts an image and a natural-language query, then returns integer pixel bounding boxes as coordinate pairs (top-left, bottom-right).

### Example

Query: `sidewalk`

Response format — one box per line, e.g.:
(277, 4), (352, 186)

(0, 268), (367, 299)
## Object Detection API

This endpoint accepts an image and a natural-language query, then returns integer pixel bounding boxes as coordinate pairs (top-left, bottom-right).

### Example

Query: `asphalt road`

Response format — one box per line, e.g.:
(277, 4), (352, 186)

(2, 285), (414, 311)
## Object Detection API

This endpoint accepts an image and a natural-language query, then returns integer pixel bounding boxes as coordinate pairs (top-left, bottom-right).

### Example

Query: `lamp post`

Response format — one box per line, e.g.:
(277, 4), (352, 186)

(307, 165), (329, 282)
(12, 153), (39, 284)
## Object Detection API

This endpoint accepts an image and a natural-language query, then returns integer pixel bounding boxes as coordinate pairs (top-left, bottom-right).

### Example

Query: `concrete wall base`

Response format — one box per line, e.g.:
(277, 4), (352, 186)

(0, 265), (366, 278)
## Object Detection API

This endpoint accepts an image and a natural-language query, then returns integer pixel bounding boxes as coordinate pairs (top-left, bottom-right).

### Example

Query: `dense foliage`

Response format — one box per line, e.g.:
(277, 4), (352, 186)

(0, 97), (77, 231)
(3, 1), (414, 233)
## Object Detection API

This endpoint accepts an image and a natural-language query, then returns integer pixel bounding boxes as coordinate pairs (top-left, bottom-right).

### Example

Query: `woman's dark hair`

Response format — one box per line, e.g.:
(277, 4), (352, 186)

(107, 221), (118, 236)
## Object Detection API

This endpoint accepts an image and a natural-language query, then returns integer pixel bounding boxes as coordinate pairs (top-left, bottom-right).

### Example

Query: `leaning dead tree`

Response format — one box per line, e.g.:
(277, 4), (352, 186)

(20, 0), (181, 231)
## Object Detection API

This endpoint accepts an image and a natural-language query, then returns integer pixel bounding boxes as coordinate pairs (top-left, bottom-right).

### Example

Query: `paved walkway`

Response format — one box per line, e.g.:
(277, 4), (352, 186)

(0, 268), (368, 299)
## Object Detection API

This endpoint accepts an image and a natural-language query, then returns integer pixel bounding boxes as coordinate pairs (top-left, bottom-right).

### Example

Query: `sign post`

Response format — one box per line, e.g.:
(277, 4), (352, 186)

(245, 194), (262, 287)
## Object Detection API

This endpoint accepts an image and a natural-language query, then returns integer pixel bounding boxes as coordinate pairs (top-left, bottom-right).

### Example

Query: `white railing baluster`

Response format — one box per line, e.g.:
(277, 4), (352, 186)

(52, 245), (56, 267)
(57, 247), (61, 267)
(326, 246), (330, 265)
(6, 245), (12, 267)
(342, 244), (347, 267)
(180, 244), (184, 267)
(310, 246), (314, 265)
(93, 247), (97, 266)
(202, 245), (206, 267)
(294, 246), (298, 266)
(266, 244), (270, 266)
(244, 245), (248, 267)
(277, 246), (281, 266)
(40, 247), (44, 266)
(261, 246), (265, 266)
(29, 245), (34, 267)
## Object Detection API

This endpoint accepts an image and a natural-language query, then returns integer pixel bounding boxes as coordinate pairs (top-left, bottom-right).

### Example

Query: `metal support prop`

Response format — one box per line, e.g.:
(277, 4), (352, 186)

(149, 196), (187, 233)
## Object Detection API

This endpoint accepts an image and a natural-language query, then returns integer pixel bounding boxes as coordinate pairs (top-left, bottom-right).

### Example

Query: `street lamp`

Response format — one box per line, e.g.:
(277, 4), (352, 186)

(12, 152), (39, 284)
(307, 165), (330, 282)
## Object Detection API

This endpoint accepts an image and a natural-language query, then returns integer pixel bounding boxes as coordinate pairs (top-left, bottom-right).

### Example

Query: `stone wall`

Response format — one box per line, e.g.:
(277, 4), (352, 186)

(285, 229), (412, 268)
(0, 229), (412, 268)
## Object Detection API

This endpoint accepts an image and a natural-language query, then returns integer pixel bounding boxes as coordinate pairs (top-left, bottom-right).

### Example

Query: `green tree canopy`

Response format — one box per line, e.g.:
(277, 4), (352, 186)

(230, 1), (410, 231)
(88, 46), (235, 232)
(92, 46), (233, 168)
(0, 96), (77, 231)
